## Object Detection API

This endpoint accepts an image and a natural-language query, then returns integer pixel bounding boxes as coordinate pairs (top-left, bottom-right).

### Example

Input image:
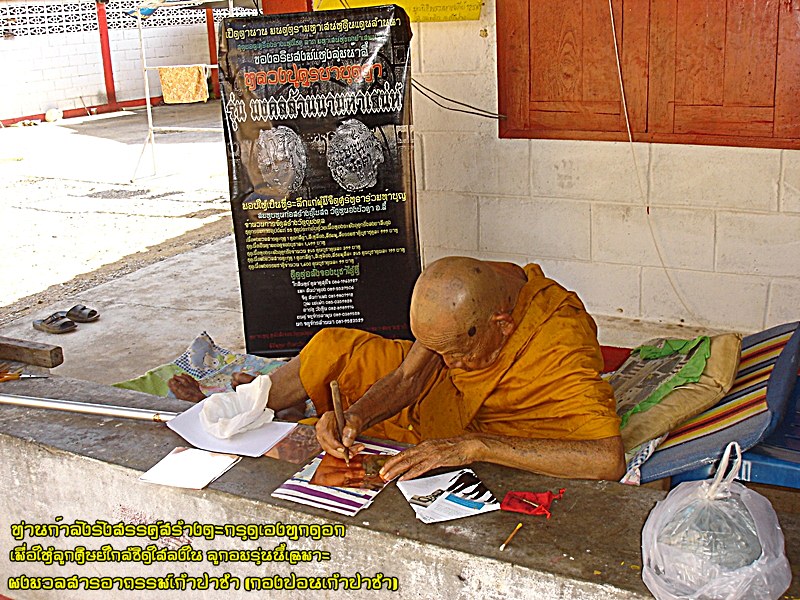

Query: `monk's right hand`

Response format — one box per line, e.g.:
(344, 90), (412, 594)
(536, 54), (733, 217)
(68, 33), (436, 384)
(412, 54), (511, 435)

(315, 411), (366, 460)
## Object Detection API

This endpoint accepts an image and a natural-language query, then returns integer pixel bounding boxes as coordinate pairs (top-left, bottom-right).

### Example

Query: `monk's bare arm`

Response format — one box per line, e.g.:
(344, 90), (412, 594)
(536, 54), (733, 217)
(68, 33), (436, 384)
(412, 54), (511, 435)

(380, 434), (626, 482)
(349, 341), (442, 428)
(316, 342), (443, 458)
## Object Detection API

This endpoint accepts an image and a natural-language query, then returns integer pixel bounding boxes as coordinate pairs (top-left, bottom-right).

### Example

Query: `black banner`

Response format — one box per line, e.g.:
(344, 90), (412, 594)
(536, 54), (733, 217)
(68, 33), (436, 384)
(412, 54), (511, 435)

(219, 6), (420, 357)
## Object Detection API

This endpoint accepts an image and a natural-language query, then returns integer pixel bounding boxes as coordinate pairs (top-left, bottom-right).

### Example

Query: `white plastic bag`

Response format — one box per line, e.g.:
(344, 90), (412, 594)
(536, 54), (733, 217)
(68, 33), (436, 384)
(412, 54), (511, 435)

(642, 442), (792, 600)
(200, 375), (274, 439)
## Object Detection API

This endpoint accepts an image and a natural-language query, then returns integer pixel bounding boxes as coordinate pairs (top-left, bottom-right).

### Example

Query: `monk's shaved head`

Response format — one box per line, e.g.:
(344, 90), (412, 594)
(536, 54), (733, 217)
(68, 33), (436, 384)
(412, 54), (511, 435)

(410, 258), (523, 366)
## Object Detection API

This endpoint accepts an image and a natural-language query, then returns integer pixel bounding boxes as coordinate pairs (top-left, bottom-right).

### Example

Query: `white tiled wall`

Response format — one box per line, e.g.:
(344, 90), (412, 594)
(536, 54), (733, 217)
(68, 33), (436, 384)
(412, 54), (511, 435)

(413, 0), (800, 332)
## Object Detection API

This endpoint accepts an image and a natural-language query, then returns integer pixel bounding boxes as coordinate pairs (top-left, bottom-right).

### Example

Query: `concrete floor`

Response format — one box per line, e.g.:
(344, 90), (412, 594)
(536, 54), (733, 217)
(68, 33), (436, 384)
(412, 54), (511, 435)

(0, 102), (230, 308)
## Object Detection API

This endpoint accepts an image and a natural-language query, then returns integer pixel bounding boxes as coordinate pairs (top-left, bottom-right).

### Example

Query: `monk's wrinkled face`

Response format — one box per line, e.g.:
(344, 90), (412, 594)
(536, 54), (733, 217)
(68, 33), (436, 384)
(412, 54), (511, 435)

(414, 317), (507, 371)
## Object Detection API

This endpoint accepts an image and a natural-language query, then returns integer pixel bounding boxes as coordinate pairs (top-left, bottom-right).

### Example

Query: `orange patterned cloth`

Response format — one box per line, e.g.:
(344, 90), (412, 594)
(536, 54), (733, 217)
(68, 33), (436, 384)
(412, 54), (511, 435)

(157, 66), (208, 104)
(299, 264), (621, 444)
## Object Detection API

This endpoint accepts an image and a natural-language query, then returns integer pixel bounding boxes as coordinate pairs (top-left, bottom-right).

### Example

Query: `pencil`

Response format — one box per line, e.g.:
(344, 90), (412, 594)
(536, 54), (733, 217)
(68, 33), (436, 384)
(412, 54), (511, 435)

(499, 522), (523, 551)
(330, 380), (350, 467)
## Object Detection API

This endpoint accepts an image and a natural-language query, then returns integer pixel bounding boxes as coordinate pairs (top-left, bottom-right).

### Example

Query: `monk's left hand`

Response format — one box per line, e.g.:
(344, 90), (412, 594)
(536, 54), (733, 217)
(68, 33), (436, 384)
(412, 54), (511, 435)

(379, 436), (480, 481)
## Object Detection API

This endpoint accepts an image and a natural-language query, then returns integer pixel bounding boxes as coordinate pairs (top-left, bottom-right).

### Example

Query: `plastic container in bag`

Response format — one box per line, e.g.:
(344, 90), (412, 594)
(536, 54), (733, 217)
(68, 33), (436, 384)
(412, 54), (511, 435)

(641, 442), (792, 600)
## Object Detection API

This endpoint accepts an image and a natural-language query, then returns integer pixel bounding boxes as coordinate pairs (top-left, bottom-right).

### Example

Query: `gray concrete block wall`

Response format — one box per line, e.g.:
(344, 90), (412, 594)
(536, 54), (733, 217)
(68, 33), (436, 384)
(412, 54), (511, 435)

(639, 269), (770, 331)
(783, 153), (800, 213)
(413, 0), (800, 332)
(536, 260), (642, 320)
(768, 280), (800, 327)
(2, 29), (106, 118)
(479, 197), (591, 260)
(0, 0), (217, 118)
(591, 205), (716, 270)
(529, 141), (649, 204)
(110, 24), (210, 102)
(648, 145), (781, 210)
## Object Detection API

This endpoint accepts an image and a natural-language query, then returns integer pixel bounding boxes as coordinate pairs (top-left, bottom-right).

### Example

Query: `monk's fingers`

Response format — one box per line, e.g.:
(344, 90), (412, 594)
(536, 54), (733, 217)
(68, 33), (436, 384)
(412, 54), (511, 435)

(314, 412), (363, 459)
(340, 414), (364, 448)
(345, 443), (366, 457)
(231, 371), (257, 388)
(380, 446), (437, 481)
(168, 373), (207, 402)
(399, 459), (438, 481)
(377, 452), (409, 481)
(327, 442), (366, 461)
(381, 439), (474, 481)
(315, 412), (343, 456)
(171, 373), (196, 386)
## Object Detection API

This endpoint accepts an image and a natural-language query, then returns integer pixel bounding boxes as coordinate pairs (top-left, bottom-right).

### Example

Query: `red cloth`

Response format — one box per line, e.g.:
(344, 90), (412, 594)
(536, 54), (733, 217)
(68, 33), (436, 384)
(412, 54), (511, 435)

(501, 489), (565, 518)
(600, 346), (631, 373)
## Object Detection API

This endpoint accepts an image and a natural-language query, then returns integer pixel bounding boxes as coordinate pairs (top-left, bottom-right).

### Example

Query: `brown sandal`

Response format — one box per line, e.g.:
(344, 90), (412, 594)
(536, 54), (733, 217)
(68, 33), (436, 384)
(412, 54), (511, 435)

(61, 304), (100, 323)
(33, 312), (77, 334)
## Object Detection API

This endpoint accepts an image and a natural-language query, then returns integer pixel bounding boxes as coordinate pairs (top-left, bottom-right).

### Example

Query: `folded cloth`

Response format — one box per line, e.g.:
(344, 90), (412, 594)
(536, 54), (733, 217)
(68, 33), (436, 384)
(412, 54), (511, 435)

(500, 489), (565, 518)
(158, 65), (208, 104)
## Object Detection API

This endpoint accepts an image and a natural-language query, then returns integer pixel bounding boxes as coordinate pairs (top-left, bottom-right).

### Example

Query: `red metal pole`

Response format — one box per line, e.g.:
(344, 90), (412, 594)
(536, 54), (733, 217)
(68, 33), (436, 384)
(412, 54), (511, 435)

(205, 7), (220, 98)
(95, 2), (117, 107)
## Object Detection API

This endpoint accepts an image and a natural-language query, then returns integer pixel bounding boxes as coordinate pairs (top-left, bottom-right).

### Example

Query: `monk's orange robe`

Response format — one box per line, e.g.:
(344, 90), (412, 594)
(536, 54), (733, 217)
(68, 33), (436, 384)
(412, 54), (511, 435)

(299, 264), (620, 444)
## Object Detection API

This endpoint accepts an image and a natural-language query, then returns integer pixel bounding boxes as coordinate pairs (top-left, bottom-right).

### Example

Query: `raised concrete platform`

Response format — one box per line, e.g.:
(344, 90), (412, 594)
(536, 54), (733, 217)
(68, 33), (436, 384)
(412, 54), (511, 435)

(1, 376), (798, 599)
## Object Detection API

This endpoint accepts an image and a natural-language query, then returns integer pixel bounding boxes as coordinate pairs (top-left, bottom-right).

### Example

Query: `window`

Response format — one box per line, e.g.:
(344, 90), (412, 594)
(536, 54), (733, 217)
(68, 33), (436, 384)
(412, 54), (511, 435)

(497, 0), (800, 149)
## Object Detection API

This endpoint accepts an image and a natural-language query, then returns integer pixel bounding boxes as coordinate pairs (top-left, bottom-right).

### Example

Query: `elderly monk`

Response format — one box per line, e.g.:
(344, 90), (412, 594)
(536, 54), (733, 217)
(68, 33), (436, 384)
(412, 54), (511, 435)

(189, 257), (624, 482)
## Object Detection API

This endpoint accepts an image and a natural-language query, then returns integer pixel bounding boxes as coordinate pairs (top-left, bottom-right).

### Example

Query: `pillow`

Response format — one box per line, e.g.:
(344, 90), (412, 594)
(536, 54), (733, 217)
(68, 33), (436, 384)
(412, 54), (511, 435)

(610, 333), (742, 452)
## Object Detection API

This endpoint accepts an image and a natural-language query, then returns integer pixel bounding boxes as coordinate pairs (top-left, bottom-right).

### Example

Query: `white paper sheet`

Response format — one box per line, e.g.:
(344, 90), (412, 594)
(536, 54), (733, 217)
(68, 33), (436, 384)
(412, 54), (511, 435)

(167, 399), (296, 457)
(397, 469), (500, 523)
(140, 447), (241, 489)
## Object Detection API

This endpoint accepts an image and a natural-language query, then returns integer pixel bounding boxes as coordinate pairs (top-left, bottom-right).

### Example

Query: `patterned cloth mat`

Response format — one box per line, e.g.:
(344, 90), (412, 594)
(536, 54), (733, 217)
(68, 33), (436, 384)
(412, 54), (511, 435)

(114, 332), (286, 398)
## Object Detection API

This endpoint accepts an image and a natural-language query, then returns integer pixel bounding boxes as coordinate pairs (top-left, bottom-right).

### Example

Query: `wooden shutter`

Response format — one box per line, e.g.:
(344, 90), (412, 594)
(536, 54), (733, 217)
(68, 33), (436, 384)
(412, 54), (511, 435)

(498, 0), (648, 140)
(498, 0), (800, 149)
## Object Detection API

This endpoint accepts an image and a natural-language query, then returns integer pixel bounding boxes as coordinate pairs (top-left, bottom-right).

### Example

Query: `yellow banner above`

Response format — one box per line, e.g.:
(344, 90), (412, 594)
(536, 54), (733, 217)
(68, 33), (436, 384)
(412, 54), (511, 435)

(314, 1), (482, 22)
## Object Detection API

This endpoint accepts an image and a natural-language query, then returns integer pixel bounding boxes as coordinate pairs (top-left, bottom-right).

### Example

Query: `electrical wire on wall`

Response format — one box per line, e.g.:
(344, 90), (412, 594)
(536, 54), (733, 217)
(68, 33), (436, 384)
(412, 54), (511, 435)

(607, 0), (709, 328)
(411, 78), (504, 119)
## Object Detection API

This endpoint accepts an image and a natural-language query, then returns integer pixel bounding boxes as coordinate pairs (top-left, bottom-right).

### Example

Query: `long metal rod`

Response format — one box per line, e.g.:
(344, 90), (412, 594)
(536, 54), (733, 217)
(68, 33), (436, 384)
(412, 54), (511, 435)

(132, 13), (157, 181)
(152, 126), (222, 133)
(144, 64), (220, 71)
(0, 394), (178, 423)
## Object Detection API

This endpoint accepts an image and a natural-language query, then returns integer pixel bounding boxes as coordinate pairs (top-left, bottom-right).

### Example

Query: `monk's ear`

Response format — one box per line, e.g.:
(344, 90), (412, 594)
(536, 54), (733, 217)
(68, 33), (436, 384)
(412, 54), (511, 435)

(491, 312), (516, 336)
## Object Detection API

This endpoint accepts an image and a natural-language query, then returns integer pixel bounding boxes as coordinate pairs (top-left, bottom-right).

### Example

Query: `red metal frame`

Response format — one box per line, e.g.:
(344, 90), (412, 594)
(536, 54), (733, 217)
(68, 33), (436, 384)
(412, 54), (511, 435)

(261, 0), (312, 15)
(1, 97), (164, 127)
(205, 7), (220, 98)
(95, 1), (117, 107)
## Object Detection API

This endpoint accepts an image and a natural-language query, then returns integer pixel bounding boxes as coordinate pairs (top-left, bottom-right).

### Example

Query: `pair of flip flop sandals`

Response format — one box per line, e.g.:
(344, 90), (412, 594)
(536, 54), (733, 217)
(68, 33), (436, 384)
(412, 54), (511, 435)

(32, 305), (100, 334)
